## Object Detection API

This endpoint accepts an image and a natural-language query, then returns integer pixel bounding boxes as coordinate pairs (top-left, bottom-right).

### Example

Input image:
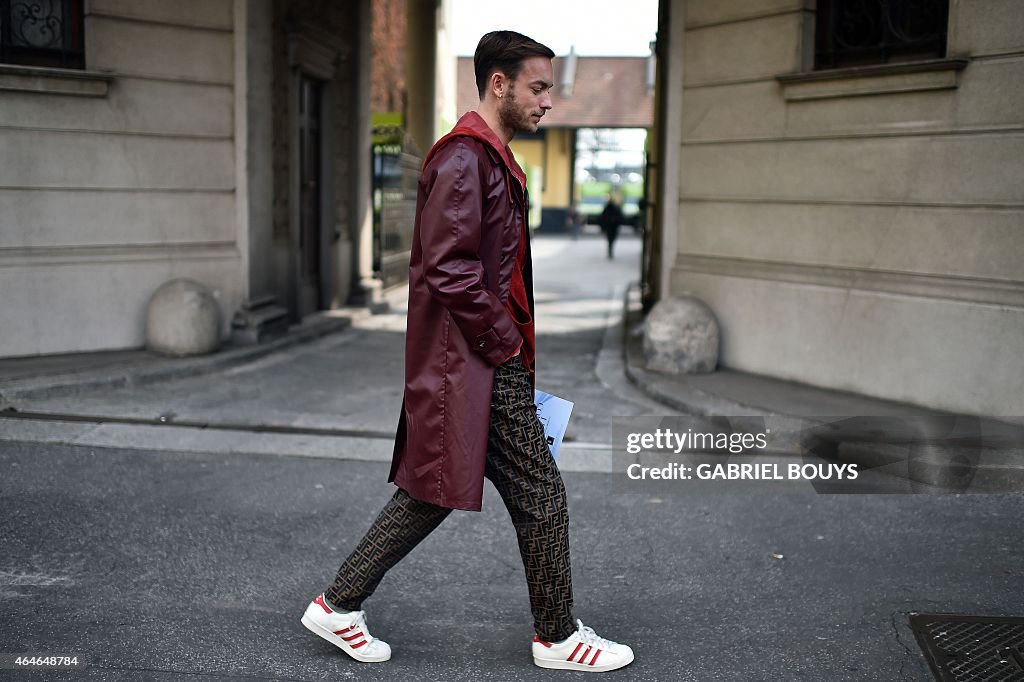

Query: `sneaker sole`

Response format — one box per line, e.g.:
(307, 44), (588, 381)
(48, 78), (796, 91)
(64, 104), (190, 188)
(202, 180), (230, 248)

(533, 651), (634, 673)
(300, 613), (391, 663)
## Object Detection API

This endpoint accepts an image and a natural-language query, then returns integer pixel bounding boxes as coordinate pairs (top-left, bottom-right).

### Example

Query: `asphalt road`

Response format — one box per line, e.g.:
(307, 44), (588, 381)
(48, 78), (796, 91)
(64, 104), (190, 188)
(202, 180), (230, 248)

(2, 440), (1023, 681)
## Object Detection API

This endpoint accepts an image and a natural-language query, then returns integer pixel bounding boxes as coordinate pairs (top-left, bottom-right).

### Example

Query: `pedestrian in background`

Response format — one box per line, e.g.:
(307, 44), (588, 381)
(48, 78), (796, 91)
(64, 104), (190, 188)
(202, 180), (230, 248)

(300, 30), (634, 673)
(567, 203), (584, 240)
(598, 193), (623, 259)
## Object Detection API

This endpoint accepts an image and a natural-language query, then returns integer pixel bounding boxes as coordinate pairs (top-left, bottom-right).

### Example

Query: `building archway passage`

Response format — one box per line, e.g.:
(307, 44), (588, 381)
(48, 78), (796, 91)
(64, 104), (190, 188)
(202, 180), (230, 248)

(455, 50), (656, 238)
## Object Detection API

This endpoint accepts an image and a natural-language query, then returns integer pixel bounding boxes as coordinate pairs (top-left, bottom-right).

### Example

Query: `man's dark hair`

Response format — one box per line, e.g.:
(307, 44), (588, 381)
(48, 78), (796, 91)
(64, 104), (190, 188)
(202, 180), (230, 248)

(474, 30), (555, 99)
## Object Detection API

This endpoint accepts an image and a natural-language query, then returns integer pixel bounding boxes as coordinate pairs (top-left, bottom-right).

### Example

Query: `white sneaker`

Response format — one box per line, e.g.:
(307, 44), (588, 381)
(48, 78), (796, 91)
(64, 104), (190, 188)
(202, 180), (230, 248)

(532, 619), (634, 672)
(300, 593), (391, 663)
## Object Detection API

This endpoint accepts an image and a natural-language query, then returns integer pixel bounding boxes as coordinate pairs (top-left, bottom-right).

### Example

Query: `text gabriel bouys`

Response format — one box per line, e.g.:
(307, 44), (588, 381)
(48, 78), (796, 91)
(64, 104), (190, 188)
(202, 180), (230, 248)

(626, 462), (859, 480)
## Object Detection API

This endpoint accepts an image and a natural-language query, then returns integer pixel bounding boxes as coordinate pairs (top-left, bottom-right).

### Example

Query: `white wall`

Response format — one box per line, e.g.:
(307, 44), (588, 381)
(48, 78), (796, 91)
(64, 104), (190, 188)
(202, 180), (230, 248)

(670, 0), (1024, 415)
(0, 0), (243, 356)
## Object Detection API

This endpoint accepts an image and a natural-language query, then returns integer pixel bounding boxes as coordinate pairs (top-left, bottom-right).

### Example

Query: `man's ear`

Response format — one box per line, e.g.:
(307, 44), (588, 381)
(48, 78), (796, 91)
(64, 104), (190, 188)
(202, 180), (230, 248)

(489, 70), (508, 99)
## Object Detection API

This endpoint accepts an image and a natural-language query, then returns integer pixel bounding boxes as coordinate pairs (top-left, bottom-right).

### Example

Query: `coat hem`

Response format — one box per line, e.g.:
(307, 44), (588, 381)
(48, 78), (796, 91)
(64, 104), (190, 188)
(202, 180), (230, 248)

(392, 481), (483, 513)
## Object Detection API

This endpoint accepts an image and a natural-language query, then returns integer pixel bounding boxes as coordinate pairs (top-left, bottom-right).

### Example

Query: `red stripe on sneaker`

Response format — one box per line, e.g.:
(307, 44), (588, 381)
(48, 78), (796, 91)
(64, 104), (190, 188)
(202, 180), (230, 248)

(568, 642), (584, 662)
(333, 626), (355, 635)
(533, 635), (552, 648)
(314, 594), (332, 614)
(341, 632), (363, 642)
(580, 646), (592, 663)
(350, 640), (367, 649)
(590, 649), (601, 666)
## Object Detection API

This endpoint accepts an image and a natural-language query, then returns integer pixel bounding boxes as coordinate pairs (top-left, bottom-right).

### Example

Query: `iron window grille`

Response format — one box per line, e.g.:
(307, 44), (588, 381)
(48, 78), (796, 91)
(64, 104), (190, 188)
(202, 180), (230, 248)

(0, 0), (85, 69)
(815, 0), (949, 70)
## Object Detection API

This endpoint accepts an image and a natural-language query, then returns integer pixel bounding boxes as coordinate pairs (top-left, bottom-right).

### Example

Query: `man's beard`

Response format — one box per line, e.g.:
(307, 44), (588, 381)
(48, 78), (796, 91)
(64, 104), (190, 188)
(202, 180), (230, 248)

(498, 90), (535, 135)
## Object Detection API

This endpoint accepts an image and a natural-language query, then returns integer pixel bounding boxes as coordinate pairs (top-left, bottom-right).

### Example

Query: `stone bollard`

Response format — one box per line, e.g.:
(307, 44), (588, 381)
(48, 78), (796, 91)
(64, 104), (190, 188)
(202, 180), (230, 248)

(146, 279), (222, 357)
(643, 295), (719, 374)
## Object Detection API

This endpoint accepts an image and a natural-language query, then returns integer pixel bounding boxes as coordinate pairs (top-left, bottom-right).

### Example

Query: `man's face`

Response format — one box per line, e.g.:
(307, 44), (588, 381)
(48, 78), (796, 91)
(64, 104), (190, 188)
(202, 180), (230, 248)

(498, 56), (554, 136)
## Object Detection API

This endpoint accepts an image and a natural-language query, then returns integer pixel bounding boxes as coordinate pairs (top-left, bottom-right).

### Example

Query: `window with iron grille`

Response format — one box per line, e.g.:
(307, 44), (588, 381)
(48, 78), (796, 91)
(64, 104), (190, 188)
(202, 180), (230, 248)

(0, 0), (85, 69)
(815, 0), (949, 70)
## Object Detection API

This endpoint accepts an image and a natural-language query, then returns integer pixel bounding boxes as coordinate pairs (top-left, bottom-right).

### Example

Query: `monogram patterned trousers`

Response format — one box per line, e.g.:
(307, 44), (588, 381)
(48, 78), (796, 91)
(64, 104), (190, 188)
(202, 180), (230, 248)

(324, 355), (576, 642)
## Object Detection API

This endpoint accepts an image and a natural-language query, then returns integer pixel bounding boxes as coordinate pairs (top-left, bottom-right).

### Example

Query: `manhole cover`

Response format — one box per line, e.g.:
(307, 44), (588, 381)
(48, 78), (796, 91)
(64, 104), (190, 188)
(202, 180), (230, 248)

(910, 614), (1024, 681)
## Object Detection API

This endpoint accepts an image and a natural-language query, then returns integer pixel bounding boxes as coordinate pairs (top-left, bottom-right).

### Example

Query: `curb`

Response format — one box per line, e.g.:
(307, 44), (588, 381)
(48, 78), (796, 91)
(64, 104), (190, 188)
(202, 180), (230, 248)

(619, 284), (808, 459)
(0, 315), (352, 407)
(618, 285), (1024, 492)
(620, 283), (779, 419)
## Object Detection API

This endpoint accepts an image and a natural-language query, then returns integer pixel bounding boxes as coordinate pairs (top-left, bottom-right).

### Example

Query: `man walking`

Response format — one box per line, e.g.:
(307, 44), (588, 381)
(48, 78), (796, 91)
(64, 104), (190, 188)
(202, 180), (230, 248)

(301, 31), (634, 673)
(598, 193), (624, 259)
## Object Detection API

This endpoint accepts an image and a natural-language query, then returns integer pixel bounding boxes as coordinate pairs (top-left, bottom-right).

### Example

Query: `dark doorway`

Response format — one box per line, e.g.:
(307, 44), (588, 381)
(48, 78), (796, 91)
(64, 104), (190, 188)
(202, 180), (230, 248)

(298, 75), (323, 316)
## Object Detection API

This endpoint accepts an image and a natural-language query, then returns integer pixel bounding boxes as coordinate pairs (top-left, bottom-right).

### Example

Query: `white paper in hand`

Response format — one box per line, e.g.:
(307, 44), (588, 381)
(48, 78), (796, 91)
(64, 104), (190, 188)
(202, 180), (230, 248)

(534, 389), (574, 459)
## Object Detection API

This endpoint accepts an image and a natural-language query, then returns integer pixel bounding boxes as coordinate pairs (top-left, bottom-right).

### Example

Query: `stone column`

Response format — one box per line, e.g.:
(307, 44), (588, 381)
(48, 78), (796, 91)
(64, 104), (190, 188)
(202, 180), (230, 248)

(404, 0), (438, 155)
(236, 0), (274, 301)
(649, 0), (684, 309)
(350, 0), (378, 305)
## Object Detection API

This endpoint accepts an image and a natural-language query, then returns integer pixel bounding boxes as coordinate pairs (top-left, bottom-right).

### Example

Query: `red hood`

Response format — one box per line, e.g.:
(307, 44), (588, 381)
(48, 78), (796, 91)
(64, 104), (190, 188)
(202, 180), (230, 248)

(423, 111), (527, 193)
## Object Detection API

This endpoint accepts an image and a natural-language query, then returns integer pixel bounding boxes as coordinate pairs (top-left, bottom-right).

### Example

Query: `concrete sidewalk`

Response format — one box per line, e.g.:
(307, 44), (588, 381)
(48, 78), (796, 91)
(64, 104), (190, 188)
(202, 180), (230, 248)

(2, 233), (1020, 489)
(0, 235), (658, 474)
(0, 232), (989, 428)
(0, 273), (987, 428)
(0, 313), (351, 407)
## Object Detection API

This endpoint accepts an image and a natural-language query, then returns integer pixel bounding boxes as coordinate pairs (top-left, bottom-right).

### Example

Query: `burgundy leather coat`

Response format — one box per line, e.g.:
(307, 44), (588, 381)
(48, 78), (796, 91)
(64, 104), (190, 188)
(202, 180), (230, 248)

(388, 112), (535, 512)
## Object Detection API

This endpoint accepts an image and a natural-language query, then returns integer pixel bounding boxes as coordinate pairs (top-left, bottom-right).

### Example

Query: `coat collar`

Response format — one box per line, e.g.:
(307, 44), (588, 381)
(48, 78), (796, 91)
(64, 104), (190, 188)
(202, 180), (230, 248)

(423, 111), (527, 192)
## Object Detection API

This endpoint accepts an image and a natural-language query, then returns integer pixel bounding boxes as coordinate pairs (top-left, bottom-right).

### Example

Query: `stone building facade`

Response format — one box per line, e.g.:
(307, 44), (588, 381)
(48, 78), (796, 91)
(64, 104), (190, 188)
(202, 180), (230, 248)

(650, 0), (1024, 416)
(1, 0), (377, 356)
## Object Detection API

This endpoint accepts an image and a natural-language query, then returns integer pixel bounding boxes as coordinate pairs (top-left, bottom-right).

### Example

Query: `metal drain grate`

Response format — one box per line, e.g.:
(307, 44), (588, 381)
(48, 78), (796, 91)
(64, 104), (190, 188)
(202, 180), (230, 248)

(910, 614), (1024, 681)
